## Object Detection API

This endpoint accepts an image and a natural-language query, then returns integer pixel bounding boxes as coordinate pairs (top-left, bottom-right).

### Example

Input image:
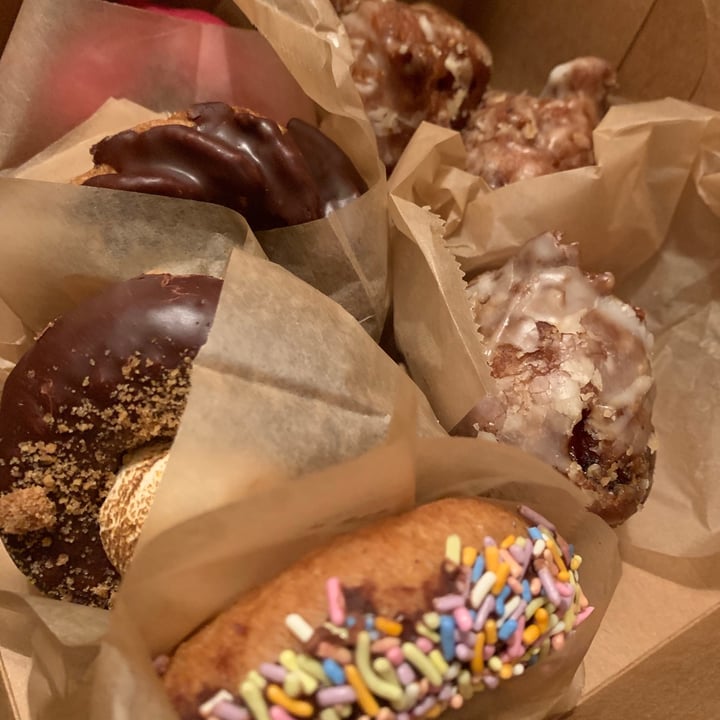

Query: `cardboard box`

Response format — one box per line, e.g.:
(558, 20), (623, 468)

(460, 0), (718, 109)
(442, 1), (720, 712)
(2, 0), (720, 717)
(0, 0), (22, 56)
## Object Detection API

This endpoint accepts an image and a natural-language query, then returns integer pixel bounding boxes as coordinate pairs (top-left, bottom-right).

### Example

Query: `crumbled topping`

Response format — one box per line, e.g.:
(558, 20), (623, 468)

(0, 486), (56, 534)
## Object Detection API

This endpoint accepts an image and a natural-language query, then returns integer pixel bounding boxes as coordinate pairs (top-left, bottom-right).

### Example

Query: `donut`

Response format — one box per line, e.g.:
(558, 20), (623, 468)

(161, 497), (594, 720)
(334, 0), (492, 171)
(454, 233), (655, 525)
(75, 103), (367, 231)
(0, 274), (221, 607)
(462, 57), (616, 188)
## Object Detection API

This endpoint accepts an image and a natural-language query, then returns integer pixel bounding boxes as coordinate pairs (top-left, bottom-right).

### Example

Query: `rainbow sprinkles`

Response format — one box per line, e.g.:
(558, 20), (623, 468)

(192, 504), (594, 720)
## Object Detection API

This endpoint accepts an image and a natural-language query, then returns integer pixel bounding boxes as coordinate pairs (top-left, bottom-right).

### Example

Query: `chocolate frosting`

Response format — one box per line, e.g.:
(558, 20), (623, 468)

(83, 103), (367, 231)
(0, 274), (221, 606)
(286, 118), (368, 216)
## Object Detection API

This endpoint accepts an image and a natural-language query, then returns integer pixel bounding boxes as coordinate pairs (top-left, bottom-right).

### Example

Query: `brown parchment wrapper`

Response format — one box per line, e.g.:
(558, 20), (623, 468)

(0, 366), (619, 720)
(0, 172), (441, 478)
(0, 297), (25, 397)
(0, 171), (445, 715)
(0, 0), (389, 338)
(7, 98), (164, 184)
(0, 0), (316, 169)
(388, 98), (720, 560)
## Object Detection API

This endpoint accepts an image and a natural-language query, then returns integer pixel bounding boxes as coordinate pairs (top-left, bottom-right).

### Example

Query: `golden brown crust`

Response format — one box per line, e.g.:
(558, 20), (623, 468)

(163, 498), (528, 718)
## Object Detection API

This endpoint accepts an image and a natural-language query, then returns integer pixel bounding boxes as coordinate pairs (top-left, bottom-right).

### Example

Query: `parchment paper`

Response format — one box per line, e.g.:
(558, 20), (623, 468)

(0, 176), (447, 717)
(388, 98), (720, 560)
(0, 0), (389, 338)
(0, 0), (316, 168)
(0, 378), (619, 720)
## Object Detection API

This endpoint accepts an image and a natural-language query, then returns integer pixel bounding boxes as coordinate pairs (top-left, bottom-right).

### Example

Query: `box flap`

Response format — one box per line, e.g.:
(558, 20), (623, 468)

(617, 0), (707, 104)
(458, 0), (718, 109)
(581, 562), (720, 698)
(458, 0), (655, 95)
(576, 601), (720, 717)
(0, 0), (21, 57)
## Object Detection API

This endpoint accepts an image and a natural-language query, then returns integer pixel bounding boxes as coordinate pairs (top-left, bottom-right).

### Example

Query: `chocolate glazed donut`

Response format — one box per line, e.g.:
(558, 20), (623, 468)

(78, 103), (368, 231)
(0, 274), (221, 607)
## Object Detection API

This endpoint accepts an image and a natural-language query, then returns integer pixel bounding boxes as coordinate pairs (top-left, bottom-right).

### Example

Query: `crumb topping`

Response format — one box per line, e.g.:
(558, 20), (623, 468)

(0, 486), (56, 534)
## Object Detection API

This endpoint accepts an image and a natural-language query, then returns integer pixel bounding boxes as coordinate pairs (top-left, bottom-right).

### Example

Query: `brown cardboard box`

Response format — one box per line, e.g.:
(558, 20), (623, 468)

(410, 1), (720, 716)
(0, 0), (22, 55)
(2, 0), (720, 717)
(460, 0), (717, 109)
(443, 1), (720, 713)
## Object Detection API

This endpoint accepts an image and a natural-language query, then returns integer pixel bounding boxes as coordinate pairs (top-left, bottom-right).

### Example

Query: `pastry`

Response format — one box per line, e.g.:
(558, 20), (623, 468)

(455, 233), (655, 525)
(334, 0), (492, 171)
(0, 274), (221, 606)
(76, 102), (367, 230)
(462, 57), (616, 188)
(162, 497), (593, 720)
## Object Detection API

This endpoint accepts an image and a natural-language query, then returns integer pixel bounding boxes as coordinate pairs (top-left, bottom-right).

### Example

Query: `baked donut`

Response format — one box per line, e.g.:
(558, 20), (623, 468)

(162, 497), (593, 720)
(334, 0), (492, 171)
(454, 233), (655, 525)
(0, 274), (221, 607)
(75, 102), (367, 231)
(462, 57), (616, 188)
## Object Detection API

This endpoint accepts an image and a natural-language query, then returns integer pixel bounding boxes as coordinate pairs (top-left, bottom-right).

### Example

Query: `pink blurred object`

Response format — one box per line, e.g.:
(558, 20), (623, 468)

(119, 1), (227, 26)
(29, 1), (317, 163)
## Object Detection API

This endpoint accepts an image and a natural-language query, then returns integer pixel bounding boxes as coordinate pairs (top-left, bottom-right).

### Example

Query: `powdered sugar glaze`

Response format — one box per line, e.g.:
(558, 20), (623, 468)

(459, 233), (655, 525)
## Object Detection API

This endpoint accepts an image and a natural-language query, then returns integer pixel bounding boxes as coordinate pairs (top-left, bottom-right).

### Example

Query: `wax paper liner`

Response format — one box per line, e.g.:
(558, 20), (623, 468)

(0, 368), (618, 720)
(389, 99), (720, 560)
(0, 168), (445, 711)
(0, 0), (389, 338)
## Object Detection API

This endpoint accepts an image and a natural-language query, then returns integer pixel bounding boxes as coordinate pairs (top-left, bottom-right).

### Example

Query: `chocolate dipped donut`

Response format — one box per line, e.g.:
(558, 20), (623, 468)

(334, 0), (492, 171)
(462, 57), (616, 188)
(162, 498), (594, 720)
(0, 274), (221, 606)
(76, 102), (367, 231)
(455, 233), (655, 525)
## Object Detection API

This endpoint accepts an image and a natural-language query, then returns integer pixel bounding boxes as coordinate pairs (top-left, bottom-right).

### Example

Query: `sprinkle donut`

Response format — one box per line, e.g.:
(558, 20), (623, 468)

(0, 274), (221, 607)
(161, 498), (593, 720)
